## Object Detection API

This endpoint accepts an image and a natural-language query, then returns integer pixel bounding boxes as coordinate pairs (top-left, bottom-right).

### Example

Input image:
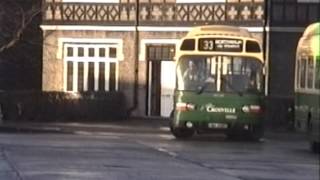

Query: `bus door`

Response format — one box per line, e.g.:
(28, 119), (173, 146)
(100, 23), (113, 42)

(147, 45), (175, 117)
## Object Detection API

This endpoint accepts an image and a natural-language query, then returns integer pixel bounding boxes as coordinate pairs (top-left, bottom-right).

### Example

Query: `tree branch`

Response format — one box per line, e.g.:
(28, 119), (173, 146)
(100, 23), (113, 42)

(0, 1), (42, 53)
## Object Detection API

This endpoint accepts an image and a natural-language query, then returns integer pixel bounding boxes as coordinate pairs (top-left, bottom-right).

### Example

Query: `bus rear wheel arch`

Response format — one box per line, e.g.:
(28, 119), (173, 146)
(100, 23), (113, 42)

(170, 127), (195, 139)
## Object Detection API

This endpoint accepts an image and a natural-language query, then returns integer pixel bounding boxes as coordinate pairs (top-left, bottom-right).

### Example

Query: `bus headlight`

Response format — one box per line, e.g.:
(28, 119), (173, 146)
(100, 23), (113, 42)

(186, 121), (193, 128)
(176, 102), (196, 112)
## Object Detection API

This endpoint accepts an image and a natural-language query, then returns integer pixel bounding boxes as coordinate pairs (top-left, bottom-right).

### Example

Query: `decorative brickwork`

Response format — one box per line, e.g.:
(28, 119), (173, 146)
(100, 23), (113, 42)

(43, 1), (264, 26)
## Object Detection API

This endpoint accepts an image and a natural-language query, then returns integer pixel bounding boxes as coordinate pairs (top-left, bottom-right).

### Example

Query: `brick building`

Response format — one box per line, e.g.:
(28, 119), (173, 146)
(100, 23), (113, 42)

(40, 0), (319, 120)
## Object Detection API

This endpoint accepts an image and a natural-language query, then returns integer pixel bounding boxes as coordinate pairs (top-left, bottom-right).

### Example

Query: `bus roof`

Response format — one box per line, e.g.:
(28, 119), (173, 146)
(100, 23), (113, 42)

(298, 22), (320, 57)
(302, 22), (320, 38)
(186, 25), (252, 38)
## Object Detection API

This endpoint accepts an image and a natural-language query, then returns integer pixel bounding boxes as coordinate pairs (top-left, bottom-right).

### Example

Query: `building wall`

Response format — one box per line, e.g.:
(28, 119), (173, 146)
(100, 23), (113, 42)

(268, 31), (302, 97)
(42, 0), (267, 117)
(42, 30), (136, 107)
(42, 28), (263, 116)
(42, 29), (188, 116)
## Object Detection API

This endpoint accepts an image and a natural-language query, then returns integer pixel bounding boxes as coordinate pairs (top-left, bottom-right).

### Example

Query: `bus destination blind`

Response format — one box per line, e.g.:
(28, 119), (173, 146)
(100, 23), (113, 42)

(198, 38), (243, 52)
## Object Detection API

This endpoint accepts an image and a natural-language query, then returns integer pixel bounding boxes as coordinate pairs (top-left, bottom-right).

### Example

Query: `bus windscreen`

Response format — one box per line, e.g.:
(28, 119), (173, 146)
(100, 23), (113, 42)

(177, 55), (264, 94)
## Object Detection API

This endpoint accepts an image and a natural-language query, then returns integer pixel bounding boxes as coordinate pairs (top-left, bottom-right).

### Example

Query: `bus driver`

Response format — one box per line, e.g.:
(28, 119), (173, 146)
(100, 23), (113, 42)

(183, 61), (199, 81)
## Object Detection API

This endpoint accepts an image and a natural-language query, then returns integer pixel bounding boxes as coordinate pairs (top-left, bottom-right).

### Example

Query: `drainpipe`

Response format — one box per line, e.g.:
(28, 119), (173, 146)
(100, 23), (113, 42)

(263, 0), (270, 97)
(127, 0), (139, 116)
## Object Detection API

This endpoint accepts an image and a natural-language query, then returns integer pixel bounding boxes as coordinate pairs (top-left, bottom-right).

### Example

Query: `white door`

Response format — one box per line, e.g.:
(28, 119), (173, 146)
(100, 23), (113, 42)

(160, 61), (176, 117)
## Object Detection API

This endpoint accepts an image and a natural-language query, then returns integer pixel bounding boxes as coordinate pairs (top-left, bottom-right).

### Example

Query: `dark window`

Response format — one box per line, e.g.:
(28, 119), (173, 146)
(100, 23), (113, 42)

(149, 47), (155, 59)
(67, 47), (73, 57)
(99, 62), (105, 91)
(246, 40), (261, 52)
(307, 57), (314, 89)
(162, 47), (169, 59)
(180, 39), (195, 51)
(147, 45), (175, 61)
(315, 56), (320, 89)
(99, 48), (106, 57)
(88, 62), (95, 91)
(109, 62), (116, 91)
(169, 47), (175, 59)
(296, 57), (301, 88)
(67, 62), (73, 91)
(78, 47), (84, 57)
(88, 48), (95, 57)
(109, 47), (117, 58)
(300, 58), (307, 88)
(155, 47), (162, 60)
(78, 62), (84, 92)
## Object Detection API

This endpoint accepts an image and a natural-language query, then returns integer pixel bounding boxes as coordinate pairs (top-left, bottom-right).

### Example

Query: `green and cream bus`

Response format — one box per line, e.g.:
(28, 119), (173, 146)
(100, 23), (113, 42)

(170, 25), (265, 140)
(295, 22), (320, 153)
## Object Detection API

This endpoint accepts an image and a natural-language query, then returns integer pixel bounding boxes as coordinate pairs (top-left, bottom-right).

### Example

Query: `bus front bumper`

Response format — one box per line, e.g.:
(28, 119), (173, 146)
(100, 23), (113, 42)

(172, 118), (263, 132)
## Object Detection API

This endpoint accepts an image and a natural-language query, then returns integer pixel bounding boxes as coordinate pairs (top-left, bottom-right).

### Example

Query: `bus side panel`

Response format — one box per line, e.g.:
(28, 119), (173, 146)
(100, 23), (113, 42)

(295, 92), (320, 142)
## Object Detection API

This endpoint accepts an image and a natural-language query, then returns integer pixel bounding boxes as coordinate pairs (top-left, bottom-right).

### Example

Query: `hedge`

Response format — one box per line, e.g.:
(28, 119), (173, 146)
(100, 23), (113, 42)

(0, 91), (127, 122)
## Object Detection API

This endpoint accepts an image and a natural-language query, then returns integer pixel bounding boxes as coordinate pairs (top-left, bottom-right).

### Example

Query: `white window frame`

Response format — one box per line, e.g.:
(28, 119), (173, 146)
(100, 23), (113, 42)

(63, 43), (120, 92)
(57, 38), (124, 61)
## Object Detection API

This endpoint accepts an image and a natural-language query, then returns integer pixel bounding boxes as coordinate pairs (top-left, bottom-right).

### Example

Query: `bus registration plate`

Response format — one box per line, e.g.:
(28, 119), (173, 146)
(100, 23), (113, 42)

(208, 123), (228, 129)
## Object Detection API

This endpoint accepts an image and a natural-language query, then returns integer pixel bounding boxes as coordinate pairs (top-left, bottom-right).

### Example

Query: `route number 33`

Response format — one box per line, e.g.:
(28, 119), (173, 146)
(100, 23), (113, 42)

(202, 40), (214, 50)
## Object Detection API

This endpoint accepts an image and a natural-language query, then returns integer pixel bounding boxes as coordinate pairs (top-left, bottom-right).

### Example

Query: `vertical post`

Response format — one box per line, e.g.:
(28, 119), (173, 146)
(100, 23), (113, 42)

(263, 0), (270, 96)
(127, 0), (140, 116)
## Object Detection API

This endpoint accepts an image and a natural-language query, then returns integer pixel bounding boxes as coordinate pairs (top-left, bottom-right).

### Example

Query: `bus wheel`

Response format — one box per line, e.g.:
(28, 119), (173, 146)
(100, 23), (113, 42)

(170, 127), (194, 139)
(310, 141), (320, 153)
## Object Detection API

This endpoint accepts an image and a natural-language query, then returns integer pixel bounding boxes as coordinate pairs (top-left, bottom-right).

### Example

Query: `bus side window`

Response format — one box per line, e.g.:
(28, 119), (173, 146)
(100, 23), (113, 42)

(315, 56), (320, 89)
(300, 58), (307, 89)
(307, 57), (314, 89)
(296, 57), (301, 89)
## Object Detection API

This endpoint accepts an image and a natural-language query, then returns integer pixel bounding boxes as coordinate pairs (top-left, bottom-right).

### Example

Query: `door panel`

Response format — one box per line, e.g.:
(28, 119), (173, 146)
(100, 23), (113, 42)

(160, 61), (176, 117)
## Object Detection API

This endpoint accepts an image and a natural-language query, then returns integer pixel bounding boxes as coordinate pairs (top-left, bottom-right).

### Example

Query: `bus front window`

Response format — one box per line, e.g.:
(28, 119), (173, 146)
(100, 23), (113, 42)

(177, 55), (264, 94)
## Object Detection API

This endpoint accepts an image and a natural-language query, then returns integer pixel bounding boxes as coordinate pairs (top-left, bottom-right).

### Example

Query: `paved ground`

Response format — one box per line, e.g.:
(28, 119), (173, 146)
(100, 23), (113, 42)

(0, 119), (319, 180)
(0, 118), (169, 134)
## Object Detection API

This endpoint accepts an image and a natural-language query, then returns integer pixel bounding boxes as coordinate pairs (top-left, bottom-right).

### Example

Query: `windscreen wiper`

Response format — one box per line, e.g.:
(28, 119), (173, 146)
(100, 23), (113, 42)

(197, 77), (215, 94)
(197, 83), (207, 94)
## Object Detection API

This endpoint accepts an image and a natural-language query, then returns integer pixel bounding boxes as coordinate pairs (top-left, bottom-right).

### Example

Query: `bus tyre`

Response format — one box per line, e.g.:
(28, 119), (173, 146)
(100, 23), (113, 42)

(170, 126), (194, 139)
(310, 141), (320, 153)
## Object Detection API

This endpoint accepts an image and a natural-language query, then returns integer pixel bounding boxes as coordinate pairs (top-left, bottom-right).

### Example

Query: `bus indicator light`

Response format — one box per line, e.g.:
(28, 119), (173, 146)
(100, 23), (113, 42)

(242, 105), (262, 114)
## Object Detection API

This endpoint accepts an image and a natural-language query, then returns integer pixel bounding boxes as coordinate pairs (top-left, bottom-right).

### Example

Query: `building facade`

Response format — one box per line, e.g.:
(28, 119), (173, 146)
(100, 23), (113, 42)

(41, 0), (319, 119)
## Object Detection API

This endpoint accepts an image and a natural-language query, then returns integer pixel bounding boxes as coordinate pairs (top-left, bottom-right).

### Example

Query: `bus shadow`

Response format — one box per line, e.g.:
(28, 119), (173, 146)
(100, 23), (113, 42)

(174, 133), (264, 143)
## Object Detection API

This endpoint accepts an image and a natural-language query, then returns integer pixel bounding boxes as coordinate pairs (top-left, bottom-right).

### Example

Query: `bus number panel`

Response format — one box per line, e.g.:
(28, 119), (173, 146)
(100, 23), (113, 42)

(198, 38), (243, 52)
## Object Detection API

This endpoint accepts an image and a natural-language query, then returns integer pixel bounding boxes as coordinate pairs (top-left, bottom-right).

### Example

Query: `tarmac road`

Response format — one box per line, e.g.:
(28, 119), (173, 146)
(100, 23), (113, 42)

(0, 120), (319, 180)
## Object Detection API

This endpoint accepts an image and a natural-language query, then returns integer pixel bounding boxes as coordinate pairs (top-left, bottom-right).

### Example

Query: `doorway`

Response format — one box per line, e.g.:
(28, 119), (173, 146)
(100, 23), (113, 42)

(147, 45), (175, 117)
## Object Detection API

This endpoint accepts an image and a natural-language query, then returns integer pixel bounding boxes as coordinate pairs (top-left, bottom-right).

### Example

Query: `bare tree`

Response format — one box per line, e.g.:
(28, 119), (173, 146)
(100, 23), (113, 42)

(0, 0), (42, 53)
(0, 0), (43, 90)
